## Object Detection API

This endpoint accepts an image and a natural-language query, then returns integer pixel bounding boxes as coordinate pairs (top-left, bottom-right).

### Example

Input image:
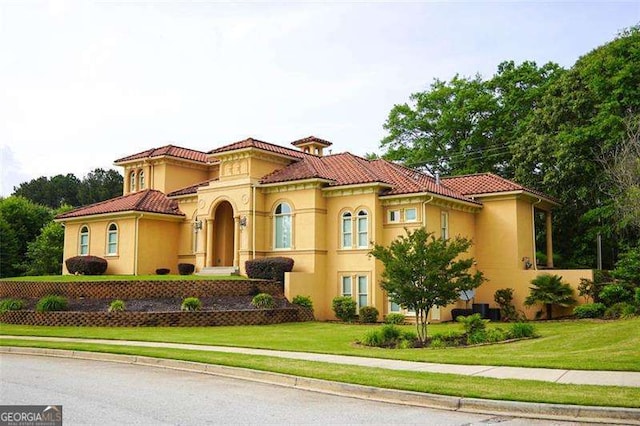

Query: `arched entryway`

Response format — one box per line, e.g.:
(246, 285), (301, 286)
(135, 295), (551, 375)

(213, 201), (234, 266)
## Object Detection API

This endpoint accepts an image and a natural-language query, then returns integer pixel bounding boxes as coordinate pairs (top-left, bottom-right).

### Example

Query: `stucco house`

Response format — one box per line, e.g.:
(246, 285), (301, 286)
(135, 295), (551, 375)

(56, 136), (592, 320)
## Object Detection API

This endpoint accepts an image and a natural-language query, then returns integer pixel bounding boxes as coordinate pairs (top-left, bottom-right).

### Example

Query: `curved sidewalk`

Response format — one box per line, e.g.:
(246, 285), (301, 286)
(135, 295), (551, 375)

(2, 335), (639, 388)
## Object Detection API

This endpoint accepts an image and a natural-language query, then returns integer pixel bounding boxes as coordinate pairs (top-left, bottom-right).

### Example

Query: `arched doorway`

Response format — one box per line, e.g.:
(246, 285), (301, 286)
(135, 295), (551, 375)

(213, 201), (234, 266)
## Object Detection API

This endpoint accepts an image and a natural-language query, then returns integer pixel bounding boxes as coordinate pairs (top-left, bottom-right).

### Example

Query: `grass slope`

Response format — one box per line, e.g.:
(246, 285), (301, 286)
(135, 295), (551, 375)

(2, 318), (639, 371)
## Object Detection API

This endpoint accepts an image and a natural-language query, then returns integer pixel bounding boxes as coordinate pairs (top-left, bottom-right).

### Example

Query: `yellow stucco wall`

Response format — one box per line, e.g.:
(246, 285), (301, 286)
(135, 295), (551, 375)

(136, 217), (181, 274)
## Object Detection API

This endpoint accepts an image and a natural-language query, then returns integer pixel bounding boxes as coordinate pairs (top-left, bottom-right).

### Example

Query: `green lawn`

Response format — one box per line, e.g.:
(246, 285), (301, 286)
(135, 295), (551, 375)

(2, 318), (639, 371)
(3, 338), (639, 408)
(0, 274), (247, 282)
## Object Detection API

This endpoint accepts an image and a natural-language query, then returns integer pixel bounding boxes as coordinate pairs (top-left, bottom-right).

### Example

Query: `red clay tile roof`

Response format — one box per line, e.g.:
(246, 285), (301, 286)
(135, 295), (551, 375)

(260, 153), (480, 204)
(209, 137), (307, 159)
(114, 144), (208, 164)
(441, 173), (555, 201)
(291, 135), (333, 147)
(56, 190), (184, 219)
(167, 179), (218, 197)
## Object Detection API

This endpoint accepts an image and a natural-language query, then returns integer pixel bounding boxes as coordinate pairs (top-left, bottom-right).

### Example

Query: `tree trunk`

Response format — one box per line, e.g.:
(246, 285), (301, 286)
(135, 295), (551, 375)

(546, 303), (553, 320)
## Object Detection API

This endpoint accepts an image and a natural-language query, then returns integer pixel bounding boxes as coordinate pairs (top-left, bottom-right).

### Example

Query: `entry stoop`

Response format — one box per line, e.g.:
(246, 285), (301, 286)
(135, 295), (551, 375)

(197, 266), (240, 276)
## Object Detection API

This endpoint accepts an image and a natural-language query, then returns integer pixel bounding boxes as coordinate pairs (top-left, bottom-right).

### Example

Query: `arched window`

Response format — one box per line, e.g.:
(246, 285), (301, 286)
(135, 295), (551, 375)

(274, 202), (292, 249)
(138, 171), (145, 190)
(341, 212), (352, 248)
(107, 223), (118, 255)
(79, 225), (89, 255)
(357, 210), (368, 248)
(130, 171), (136, 192)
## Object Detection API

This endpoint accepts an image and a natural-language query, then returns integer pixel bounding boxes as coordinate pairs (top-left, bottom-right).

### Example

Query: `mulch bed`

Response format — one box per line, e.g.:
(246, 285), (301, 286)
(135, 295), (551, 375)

(21, 296), (293, 312)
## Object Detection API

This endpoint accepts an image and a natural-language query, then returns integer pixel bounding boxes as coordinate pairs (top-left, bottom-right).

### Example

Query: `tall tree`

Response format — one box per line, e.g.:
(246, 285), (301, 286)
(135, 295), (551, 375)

(77, 168), (123, 206)
(370, 228), (484, 344)
(13, 174), (80, 208)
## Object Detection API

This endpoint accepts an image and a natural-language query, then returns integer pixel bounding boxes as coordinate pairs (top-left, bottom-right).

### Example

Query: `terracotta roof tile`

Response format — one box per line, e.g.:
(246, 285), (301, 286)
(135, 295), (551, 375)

(56, 190), (184, 219)
(209, 137), (307, 159)
(442, 173), (555, 201)
(291, 135), (333, 147)
(114, 144), (208, 164)
(167, 179), (218, 197)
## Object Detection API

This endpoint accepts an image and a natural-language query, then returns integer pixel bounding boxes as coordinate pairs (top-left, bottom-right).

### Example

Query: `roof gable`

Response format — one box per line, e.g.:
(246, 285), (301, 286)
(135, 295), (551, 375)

(209, 137), (308, 159)
(114, 144), (208, 164)
(441, 173), (555, 202)
(56, 189), (184, 219)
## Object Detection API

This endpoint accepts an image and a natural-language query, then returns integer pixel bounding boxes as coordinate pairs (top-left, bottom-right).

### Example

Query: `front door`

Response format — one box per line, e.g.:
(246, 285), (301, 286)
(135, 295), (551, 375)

(213, 201), (234, 266)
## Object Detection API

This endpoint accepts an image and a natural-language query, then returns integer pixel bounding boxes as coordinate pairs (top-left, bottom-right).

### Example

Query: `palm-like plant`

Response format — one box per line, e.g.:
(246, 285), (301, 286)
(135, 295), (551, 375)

(524, 274), (576, 320)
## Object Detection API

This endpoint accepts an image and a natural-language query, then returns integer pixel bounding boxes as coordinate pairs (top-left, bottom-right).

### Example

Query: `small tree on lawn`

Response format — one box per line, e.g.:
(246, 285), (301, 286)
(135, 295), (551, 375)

(524, 273), (576, 320)
(370, 227), (485, 344)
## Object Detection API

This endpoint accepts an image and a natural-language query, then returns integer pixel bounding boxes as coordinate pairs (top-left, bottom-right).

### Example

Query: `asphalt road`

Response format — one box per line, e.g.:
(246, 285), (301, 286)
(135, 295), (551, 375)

(0, 354), (584, 425)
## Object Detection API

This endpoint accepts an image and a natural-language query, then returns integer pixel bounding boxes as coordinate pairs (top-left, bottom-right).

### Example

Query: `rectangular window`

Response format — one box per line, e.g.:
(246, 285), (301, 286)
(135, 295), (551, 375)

(275, 215), (291, 249)
(79, 234), (89, 255)
(357, 276), (368, 308)
(441, 211), (449, 239)
(404, 208), (417, 222)
(107, 232), (117, 255)
(341, 276), (352, 297)
(388, 210), (400, 223)
(357, 216), (368, 248)
(342, 216), (352, 248)
(390, 302), (401, 312)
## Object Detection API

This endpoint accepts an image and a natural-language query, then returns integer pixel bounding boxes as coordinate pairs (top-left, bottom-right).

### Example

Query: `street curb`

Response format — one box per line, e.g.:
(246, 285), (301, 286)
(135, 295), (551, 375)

(1, 346), (639, 425)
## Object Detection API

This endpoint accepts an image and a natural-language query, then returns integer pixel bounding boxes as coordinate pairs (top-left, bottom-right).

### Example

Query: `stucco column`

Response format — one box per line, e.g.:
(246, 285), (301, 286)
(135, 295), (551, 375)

(233, 216), (240, 268)
(205, 218), (214, 267)
(545, 211), (554, 268)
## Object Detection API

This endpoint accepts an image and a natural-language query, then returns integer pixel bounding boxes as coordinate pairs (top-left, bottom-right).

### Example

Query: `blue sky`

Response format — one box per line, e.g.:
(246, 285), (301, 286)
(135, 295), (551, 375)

(1, 1), (638, 196)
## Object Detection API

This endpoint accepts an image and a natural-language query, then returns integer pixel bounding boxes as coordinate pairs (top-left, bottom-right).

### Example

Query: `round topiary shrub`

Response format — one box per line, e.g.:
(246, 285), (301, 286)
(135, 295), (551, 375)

(332, 296), (357, 322)
(291, 295), (313, 310)
(181, 297), (202, 311)
(36, 295), (68, 312)
(384, 313), (406, 325)
(178, 263), (195, 275)
(359, 306), (379, 323)
(155, 268), (170, 275)
(573, 303), (606, 318)
(65, 255), (108, 275)
(108, 299), (126, 312)
(251, 293), (275, 309)
(0, 298), (24, 313)
(245, 257), (294, 283)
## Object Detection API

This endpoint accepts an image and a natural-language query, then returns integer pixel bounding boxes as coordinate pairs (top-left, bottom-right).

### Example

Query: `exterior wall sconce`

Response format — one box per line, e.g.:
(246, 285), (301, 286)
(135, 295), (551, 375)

(193, 219), (203, 230)
(522, 257), (532, 269)
(239, 216), (247, 228)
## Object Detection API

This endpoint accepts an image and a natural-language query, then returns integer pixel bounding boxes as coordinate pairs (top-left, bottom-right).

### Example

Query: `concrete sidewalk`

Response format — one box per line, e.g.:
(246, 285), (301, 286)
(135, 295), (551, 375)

(2, 335), (639, 388)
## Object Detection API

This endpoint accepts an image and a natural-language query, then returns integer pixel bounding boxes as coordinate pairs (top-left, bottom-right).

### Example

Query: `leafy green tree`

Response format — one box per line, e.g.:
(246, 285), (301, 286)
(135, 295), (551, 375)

(0, 216), (20, 278)
(524, 274), (576, 320)
(370, 227), (484, 344)
(77, 168), (123, 206)
(22, 221), (65, 276)
(13, 174), (80, 208)
(0, 196), (53, 275)
(611, 245), (640, 287)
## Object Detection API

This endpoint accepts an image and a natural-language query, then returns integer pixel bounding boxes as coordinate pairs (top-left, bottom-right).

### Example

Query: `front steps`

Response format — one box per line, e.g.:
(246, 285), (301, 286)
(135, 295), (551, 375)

(197, 266), (240, 276)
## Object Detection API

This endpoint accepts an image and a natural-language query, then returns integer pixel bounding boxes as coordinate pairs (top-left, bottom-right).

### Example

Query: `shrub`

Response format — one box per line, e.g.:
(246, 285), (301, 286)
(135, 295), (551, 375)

(108, 299), (126, 312)
(524, 273), (576, 320)
(384, 313), (406, 325)
(361, 324), (417, 348)
(65, 255), (108, 275)
(494, 288), (518, 321)
(251, 293), (275, 309)
(0, 298), (24, 313)
(507, 322), (537, 339)
(598, 284), (632, 307)
(485, 328), (507, 343)
(604, 302), (636, 319)
(635, 288), (640, 308)
(291, 295), (313, 310)
(457, 313), (487, 335)
(178, 263), (195, 275)
(245, 257), (294, 283)
(332, 296), (357, 322)
(359, 306), (379, 323)
(155, 268), (170, 275)
(181, 297), (202, 311)
(573, 303), (606, 318)
(36, 295), (68, 312)
(429, 330), (465, 347)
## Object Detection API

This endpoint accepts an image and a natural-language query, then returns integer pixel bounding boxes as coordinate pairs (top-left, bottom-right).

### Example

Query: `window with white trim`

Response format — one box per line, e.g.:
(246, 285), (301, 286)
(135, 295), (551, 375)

(139, 171), (145, 189)
(388, 209), (400, 223)
(341, 212), (352, 248)
(405, 208), (417, 222)
(357, 210), (368, 248)
(130, 171), (136, 192)
(106, 223), (118, 255)
(341, 276), (352, 298)
(389, 301), (401, 312)
(341, 274), (369, 309)
(79, 225), (89, 255)
(357, 275), (368, 308)
(440, 211), (449, 239)
(274, 202), (292, 249)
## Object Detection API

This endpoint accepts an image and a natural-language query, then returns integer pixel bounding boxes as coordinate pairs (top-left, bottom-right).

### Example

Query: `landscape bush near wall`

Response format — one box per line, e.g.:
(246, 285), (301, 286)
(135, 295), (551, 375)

(0, 280), (282, 299)
(0, 307), (314, 327)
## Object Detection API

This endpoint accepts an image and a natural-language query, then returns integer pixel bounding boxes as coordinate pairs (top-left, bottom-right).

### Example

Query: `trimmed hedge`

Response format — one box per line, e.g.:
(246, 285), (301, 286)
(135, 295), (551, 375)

(65, 256), (108, 275)
(155, 268), (170, 275)
(359, 306), (379, 323)
(573, 302), (606, 318)
(245, 257), (294, 283)
(178, 263), (195, 275)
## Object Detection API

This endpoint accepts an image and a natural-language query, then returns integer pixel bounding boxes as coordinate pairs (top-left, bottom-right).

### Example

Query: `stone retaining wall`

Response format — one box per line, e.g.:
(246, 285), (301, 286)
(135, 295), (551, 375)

(0, 279), (282, 299)
(0, 308), (314, 327)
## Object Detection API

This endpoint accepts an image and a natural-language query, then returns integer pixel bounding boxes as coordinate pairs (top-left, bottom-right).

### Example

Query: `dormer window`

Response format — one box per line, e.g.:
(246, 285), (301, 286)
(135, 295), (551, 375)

(139, 171), (145, 190)
(130, 171), (136, 192)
